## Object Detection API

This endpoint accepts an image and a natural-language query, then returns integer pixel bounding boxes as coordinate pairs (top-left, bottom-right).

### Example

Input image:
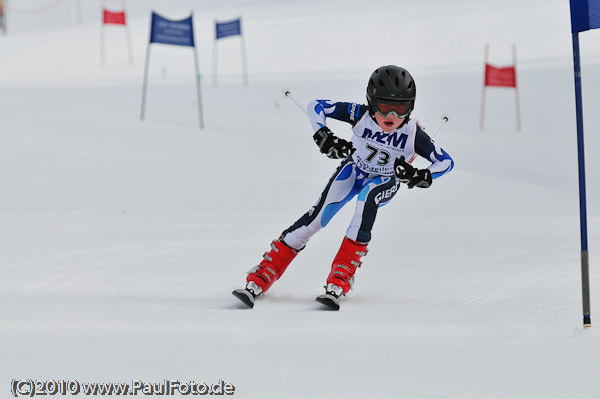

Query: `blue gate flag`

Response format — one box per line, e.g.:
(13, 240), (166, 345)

(569, 0), (597, 328)
(570, 0), (600, 33)
(150, 12), (195, 47)
(216, 18), (241, 39)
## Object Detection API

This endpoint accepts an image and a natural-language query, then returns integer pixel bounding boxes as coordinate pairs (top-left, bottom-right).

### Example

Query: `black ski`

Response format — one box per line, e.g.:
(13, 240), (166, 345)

(315, 293), (340, 310)
(233, 288), (342, 310)
(232, 289), (256, 308)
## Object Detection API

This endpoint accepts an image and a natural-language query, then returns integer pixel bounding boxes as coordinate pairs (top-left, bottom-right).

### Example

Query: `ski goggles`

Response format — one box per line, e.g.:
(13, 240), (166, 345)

(373, 99), (412, 118)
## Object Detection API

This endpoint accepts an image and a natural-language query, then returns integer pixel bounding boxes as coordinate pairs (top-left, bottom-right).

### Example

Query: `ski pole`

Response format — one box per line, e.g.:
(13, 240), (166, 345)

(429, 114), (450, 138)
(284, 88), (449, 136)
(283, 88), (449, 163)
(408, 114), (450, 163)
(282, 89), (308, 116)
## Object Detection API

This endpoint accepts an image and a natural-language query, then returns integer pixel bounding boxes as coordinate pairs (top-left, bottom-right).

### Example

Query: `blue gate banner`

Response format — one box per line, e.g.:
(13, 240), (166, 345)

(150, 11), (195, 47)
(570, 0), (600, 33)
(216, 19), (241, 39)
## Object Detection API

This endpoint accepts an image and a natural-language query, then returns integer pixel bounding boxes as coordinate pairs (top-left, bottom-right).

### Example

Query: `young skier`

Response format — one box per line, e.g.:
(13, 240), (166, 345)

(233, 65), (454, 309)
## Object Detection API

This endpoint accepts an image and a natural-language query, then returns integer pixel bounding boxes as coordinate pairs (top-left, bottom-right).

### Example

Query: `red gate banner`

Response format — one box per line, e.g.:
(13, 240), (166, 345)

(485, 64), (516, 87)
(103, 10), (126, 26)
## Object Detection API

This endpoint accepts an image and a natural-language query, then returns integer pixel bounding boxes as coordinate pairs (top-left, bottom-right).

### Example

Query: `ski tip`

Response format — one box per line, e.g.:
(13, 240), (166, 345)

(315, 294), (340, 311)
(232, 289), (255, 309)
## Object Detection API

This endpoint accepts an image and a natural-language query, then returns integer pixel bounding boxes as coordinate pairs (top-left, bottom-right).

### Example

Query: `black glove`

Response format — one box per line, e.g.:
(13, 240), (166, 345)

(394, 156), (432, 189)
(313, 127), (355, 159)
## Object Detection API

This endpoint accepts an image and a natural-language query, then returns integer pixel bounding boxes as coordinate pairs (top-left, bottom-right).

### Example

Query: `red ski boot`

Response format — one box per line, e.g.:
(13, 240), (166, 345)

(232, 238), (300, 308)
(316, 237), (368, 310)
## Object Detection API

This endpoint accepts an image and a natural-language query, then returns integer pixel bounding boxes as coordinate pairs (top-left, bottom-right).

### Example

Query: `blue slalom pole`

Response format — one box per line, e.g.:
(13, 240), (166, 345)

(571, 31), (591, 328)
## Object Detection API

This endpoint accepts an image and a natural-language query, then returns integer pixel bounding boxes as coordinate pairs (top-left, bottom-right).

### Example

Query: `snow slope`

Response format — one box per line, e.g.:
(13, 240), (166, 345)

(2, 1), (600, 398)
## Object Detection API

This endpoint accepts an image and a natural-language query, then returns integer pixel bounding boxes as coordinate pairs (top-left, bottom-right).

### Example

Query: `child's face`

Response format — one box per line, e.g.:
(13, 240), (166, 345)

(374, 112), (405, 132)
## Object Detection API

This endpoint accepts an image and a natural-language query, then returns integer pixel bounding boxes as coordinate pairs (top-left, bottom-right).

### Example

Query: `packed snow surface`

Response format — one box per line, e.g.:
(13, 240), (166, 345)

(2, 1), (600, 398)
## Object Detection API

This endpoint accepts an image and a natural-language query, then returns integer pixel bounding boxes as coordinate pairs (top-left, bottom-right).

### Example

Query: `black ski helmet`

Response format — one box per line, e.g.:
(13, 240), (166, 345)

(366, 65), (416, 119)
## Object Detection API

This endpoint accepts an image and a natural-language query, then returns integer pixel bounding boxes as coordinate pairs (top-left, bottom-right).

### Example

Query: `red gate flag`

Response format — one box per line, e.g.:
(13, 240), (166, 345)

(103, 9), (126, 26)
(485, 64), (516, 87)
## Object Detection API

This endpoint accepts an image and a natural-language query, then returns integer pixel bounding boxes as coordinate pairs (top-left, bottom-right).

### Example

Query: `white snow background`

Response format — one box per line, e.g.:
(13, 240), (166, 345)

(2, 0), (600, 398)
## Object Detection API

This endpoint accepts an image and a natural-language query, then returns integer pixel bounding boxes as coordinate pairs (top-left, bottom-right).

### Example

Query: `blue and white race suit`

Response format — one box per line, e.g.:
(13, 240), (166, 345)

(282, 100), (454, 249)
